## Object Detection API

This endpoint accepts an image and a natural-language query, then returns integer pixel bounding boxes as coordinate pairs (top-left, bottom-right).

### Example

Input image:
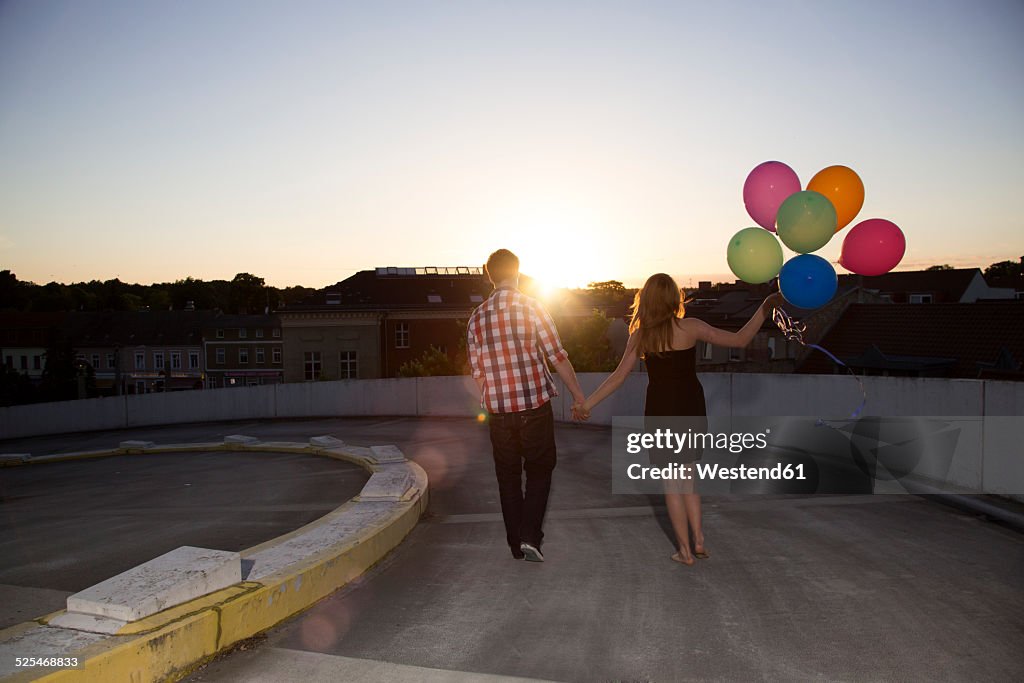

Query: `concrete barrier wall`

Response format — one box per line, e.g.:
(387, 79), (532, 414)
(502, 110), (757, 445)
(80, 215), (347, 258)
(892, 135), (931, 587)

(125, 385), (278, 428)
(1, 373), (1021, 499)
(273, 379), (416, 419)
(1, 395), (127, 439)
(415, 376), (480, 417)
(2, 373), (1021, 437)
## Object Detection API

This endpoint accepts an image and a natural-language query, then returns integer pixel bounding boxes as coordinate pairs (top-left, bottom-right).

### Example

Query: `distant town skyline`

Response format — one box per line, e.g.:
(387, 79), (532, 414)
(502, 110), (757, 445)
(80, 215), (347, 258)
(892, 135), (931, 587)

(1, 1), (1021, 290)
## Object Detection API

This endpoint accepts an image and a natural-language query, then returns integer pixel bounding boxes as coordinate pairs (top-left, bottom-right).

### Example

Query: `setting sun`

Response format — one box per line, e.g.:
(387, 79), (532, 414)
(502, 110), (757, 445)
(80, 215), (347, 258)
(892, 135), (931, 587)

(483, 199), (613, 291)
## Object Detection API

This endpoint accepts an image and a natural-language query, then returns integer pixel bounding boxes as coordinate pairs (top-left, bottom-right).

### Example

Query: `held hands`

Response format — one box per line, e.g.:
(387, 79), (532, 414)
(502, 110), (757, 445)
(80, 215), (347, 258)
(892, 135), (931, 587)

(571, 398), (592, 422)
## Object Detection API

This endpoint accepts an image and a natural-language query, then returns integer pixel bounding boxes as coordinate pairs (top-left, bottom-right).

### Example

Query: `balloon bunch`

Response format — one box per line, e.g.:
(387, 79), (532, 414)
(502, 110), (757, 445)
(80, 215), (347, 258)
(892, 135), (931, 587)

(727, 161), (906, 309)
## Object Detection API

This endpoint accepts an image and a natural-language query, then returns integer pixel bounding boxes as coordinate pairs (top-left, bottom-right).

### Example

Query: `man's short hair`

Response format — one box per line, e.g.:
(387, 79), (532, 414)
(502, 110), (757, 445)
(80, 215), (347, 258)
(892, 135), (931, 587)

(485, 249), (519, 285)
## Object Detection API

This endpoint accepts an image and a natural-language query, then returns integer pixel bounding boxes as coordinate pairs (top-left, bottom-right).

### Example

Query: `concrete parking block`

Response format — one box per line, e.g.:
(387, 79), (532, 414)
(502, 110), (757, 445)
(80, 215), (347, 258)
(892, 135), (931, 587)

(358, 465), (413, 501)
(64, 547), (241, 623)
(309, 436), (344, 448)
(369, 444), (406, 463)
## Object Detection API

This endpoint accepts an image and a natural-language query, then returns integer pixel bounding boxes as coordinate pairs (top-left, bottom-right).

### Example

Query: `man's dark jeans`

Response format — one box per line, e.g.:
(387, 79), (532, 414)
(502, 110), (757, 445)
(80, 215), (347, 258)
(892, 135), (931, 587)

(488, 400), (557, 552)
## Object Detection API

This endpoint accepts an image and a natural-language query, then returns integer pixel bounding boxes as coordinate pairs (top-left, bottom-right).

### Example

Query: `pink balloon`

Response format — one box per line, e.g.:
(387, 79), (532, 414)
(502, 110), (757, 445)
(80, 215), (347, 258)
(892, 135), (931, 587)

(838, 218), (906, 276)
(743, 161), (801, 232)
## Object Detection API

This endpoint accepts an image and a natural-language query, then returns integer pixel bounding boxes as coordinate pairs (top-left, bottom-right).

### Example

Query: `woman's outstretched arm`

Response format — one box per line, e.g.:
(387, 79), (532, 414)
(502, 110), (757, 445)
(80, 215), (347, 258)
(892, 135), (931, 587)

(580, 333), (641, 416)
(686, 292), (783, 349)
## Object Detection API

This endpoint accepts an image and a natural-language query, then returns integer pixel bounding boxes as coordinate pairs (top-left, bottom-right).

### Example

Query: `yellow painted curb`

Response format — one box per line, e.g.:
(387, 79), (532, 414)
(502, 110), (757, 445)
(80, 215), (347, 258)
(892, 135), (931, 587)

(0, 441), (428, 683)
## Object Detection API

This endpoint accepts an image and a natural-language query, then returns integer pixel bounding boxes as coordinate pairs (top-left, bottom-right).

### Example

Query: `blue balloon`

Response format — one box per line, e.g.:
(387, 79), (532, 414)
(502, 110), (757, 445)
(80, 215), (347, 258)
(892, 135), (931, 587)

(779, 254), (837, 309)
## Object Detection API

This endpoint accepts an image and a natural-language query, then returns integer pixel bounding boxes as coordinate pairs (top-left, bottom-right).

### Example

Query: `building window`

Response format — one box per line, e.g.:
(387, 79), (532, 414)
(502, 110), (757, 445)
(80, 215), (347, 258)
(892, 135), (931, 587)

(154, 352), (165, 370)
(34, 355), (42, 370)
(19, 355), (27, 370)
(216, 348), (225, 364)
(107, 353), (115, 369)
(729, 347), (743, 362)
(395, 322), (409, 349)
(702, 342), (713, 361)
(767, 338), (777, 360)
(909, 293), (933, 304)
(339, 351), (358, 379)
(135, 380), (146, 394)
(216, 329), (224, 339)
(5, 355), (12, 368)
(272, 348), (282, 364)
(304, 351), (321, 381)
(256, 328), (264, 338)
(171, 352), (182, 369)
(239, 328), (247, 339)
(189, 351), (199, 369)
(88, 353), (98, 368)
(135, 352), (145, 370)
(880, 294), (893, 303)
(239, 349), (249, 364)
(273, 328), (281, 338)
(256, 347), (265, 363)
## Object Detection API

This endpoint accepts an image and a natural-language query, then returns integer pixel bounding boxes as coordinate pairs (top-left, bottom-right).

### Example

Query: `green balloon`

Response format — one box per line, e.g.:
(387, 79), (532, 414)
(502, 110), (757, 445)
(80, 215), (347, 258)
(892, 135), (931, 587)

(727, 227), (784, 284)
(776, 190), (837, 253)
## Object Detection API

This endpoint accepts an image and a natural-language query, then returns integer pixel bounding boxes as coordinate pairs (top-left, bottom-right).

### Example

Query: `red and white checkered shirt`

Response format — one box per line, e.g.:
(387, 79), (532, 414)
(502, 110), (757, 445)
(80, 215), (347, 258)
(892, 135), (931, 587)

(468, 286), (569, 414)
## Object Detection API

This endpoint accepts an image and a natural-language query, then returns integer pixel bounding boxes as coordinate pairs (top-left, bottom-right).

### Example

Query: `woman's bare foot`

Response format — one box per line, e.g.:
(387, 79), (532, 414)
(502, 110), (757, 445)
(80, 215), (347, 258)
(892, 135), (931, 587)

(692, 535), (709, 559)
(671, 551), (695, 566)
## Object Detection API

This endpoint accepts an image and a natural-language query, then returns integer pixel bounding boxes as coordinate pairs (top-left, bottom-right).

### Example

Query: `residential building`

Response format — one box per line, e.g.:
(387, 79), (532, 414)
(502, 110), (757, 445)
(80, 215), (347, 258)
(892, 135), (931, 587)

(838, 267), (1014, 304)
(65, 311), (209, 394)
(279, 267), (491, 380)
(798, 301), (1024, 379)
(202, 314), (284, 388)
(674, 281), (886, 373)
(0, 312), (64, 381)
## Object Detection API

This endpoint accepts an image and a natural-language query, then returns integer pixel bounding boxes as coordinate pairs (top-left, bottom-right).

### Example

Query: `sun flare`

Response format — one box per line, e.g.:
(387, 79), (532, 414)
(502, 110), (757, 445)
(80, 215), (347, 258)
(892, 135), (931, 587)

(484, 200), (612, 293)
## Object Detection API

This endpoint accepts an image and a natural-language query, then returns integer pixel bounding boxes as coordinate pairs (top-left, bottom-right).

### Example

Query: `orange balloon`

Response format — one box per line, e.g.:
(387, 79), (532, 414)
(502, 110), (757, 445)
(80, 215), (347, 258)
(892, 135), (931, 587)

(807, 165), (865, 231)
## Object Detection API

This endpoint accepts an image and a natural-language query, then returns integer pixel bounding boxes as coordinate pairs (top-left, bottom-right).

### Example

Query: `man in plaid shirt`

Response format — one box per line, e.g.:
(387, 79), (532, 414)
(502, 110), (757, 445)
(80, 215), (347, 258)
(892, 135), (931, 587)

(468, 249), (586, 562)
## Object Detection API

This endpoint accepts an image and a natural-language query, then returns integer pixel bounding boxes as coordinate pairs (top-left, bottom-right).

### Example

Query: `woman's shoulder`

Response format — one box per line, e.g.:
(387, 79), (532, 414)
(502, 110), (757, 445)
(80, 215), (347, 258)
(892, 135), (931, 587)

(669, 318), (700, 351)
(674, 316), (705, 329)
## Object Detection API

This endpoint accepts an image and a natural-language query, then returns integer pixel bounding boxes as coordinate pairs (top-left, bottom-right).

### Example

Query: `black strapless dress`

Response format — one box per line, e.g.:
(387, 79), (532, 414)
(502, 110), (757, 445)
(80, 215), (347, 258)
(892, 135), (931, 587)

(644, 347), (708, 465)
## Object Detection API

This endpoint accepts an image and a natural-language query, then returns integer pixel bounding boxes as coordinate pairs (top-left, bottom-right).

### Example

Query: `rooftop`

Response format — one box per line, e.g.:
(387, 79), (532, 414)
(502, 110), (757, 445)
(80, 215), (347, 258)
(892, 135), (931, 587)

(799, 300), (1024, 378)
(2, 413), (1021, 682)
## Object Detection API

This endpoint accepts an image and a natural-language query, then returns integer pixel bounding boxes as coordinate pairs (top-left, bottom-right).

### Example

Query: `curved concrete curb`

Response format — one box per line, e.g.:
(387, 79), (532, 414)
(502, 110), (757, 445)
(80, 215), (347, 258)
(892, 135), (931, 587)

(0, 438), (428, 683)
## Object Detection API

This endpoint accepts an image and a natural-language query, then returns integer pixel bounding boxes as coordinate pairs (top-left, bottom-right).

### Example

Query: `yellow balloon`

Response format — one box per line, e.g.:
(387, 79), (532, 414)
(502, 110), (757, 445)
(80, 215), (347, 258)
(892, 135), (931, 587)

(808, 165), (865, 231)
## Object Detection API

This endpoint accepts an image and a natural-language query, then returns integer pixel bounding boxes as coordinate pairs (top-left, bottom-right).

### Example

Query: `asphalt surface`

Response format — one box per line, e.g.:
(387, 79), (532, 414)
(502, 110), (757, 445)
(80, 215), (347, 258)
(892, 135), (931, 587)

(0, 424), (370, 629)
(4, 417), (1023, 681)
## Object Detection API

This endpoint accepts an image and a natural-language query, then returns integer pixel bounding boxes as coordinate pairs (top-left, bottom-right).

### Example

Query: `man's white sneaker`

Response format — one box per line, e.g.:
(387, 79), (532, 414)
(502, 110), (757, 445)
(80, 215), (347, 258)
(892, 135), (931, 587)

(520, 542), (544, 562)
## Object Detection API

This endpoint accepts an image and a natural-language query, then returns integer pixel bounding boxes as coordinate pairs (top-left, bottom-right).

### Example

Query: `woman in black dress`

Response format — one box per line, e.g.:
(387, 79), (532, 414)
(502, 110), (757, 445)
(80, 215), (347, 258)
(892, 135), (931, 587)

(580, 274), (780, 565)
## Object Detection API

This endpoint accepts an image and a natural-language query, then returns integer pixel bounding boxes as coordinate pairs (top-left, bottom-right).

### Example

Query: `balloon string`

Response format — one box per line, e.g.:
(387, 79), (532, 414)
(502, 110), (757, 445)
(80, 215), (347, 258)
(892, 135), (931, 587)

(772, 306), (866, 420)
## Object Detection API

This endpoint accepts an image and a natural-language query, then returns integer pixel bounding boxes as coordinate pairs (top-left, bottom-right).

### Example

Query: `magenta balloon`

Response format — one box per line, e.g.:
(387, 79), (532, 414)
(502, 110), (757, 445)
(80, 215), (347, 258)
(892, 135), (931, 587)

(743, 161), (802, 232)
(838, 219), (906, 276)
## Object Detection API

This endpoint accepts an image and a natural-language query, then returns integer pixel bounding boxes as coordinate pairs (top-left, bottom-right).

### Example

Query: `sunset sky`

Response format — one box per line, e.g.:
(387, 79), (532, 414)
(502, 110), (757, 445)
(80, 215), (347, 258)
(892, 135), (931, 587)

(1, 0), (1021, 291)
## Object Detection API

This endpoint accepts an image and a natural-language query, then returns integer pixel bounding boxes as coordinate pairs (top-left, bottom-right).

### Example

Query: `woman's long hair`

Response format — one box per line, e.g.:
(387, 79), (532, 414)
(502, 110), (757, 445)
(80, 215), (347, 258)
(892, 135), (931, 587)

(629, 273), (686, 357)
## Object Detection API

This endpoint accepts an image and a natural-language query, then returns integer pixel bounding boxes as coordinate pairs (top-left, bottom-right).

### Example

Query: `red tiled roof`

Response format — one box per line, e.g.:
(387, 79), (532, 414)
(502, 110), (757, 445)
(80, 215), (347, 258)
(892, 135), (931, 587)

(798, 302), (1024, 378)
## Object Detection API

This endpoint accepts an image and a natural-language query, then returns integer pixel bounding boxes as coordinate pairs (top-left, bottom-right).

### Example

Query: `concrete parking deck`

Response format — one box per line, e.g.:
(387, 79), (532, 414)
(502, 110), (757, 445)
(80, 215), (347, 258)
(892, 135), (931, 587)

(0, 437), (369, 629)
(4, 417), (1023, 681)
